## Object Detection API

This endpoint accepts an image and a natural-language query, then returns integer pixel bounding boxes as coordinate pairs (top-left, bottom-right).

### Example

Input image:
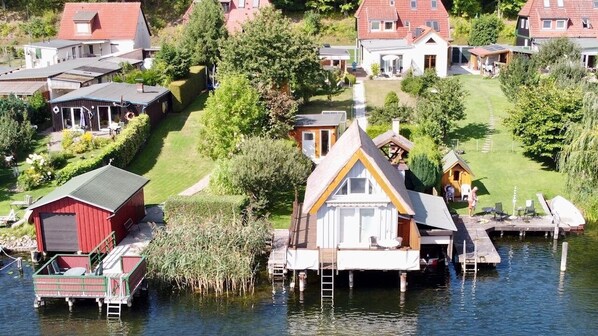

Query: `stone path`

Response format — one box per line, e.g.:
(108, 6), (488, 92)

(353, 80), (368, 129)
(481, 96), (494, 153)
(178, 174), (211, 196)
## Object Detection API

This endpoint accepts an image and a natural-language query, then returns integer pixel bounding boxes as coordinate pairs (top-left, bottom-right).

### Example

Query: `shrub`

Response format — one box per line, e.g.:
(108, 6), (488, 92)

(61, 130), (76, 150)
(164, 194), (249, 224)
(17, 153), (54, 191)
(170, 65), (206, 112)
(371, 63), (380, 77)
(209, 159), (242, 195)
(344, 73), (356, 86)
(302, 11), (322, 36)
(401, 76), (423, 96)
(48, 152), (71, 170)
(56, 114), (151, 184)
(366, 124), (390, 139)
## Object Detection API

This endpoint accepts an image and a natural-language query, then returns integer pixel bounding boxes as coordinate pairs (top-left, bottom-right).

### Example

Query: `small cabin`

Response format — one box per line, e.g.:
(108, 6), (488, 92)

(319, 47), (351, 71)
(28, 165), (149, 253)
(441, 150), (474, 199)
(290, 112), (345, 163)
(287, 123), (456, 293)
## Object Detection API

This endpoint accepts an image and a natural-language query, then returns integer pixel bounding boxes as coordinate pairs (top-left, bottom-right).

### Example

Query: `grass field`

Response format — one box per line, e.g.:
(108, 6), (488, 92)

(449, 75), (565, 215)
(363, 80), (417, 109)
(299, 87), (354, 116)
(128, 94), (214, 205)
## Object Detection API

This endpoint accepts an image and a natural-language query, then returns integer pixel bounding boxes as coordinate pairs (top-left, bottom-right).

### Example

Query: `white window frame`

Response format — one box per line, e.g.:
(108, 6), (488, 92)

(543, 0), (550, 7)
(520, 18), (525, 29)
(557, 0), (563, 7)
(384, 21), (394, 31)
(336, 178), (373, 196)
(371, 21), (381, 31)
(238, 0), (245, 8)
(410, 0), (417, 9)
(526, 19), (529, 29)
(431, 0), (437, 9)
(542, 20), (552, 29)
(75, 22), (90, 35)
(556, 19), (566, 29)
(253, 0), (259, 8)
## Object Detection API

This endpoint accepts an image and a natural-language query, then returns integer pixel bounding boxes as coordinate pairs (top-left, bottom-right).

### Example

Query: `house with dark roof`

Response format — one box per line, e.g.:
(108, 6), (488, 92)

(183, 0), (271, 33)
(28, 165), (149, 253)
(290, 112), (346, 163)
(49, 82), (171, 132)
(516, 0), (598, 67)
(287, 122), (456, 293)
(355, 0), (451, 77)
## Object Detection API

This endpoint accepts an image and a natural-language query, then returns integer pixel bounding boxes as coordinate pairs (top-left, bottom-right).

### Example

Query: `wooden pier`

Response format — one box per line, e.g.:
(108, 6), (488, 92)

(267, 229), (289, 278)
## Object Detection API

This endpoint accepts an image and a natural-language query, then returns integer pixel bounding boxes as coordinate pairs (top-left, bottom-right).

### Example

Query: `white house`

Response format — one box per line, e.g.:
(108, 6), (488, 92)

(24, 40), (85, 69)
(286, 122), (456, 293)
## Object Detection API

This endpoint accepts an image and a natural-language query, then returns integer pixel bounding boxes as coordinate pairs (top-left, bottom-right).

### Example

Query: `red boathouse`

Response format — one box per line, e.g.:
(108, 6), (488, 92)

(28, 165), (149, 253)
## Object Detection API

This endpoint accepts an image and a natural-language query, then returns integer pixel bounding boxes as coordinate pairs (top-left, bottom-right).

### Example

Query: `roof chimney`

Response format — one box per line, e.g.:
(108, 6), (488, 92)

(392, 118), (400, 135)
(136, 79), (144, 93)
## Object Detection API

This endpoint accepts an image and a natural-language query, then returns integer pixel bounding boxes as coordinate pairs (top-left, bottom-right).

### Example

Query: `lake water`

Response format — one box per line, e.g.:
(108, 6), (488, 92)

(2, 234), (598, 335)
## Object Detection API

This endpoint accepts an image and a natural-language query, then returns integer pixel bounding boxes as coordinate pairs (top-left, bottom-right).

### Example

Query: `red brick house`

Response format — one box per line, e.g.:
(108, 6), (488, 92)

(355, 0), (451, 77)
(516, 0), (598, 68)
(183, 0), (271, 33)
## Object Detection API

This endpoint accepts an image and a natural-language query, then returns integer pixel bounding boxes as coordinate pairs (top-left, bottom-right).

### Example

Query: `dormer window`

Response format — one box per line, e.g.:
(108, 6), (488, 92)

(390, 0), (395, 5)
(410, 0), (417, 9)
(425, 20), (440, 32)
(556, 19), (567, 29)
(384, 21), (394, 30)
(75, 22), (90, 34)
(73, 10), (96, 36)
(542, 20), (552, 29)
(336, 178), (373, 195)
(594, 0), (598, 8)
(583, 17), (591, 29)
(431, 0), (437, 9)
(371, 21), (381, 31)
(544, 0), (550, 7)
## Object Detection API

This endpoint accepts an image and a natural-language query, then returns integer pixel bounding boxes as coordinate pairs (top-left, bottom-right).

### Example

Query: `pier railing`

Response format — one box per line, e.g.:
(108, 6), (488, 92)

(89, 232), (116, 272)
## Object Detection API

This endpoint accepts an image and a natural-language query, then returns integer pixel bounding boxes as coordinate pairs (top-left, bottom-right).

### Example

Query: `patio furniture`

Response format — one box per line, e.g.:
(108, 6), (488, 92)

(63, 267), (87, 276)
(11, 194), (32, 209)
(0, 209), (17, 227)
(461, 184), (471, 201)
(378, 238), (401, 249)
(524, 200), (536, 219)
(494, 202), (507, 221)
(369, 236), (379, 249)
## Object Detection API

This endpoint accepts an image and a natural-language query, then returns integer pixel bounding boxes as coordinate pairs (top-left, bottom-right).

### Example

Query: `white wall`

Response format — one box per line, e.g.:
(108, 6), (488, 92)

(24, 45), (83, 69)
(134, 9), (151, 49)
(337, 249), (420, 270)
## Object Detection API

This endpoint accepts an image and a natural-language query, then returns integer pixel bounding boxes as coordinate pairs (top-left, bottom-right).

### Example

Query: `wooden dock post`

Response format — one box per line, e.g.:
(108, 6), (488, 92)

(349, 271), (354, 289)
(299, 272), (306, 292)
(399, 272), (407, 292)
(16, 257), (22, 274)
(290, 270), (296, 289)
(553, 222), (559, 240)
(560, 242), (568, 272)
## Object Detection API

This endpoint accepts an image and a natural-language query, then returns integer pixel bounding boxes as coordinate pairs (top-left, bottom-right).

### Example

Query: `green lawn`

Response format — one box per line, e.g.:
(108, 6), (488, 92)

(299, 87), (354, 116)
(128, 94), (214, 205)
(450, 75), (565, 215)
(364, 80), (417, 109)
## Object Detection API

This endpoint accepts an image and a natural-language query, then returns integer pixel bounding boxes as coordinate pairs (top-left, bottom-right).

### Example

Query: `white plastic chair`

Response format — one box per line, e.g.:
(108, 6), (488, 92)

(461, 184), (471, 201)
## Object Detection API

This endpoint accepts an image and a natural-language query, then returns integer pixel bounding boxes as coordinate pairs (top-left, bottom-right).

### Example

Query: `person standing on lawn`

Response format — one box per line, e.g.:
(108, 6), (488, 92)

(468, 186), (479, 217)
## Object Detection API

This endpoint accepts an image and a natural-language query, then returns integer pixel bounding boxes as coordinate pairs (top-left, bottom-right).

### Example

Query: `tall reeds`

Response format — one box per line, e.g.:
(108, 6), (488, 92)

(143, 214), (270, 296)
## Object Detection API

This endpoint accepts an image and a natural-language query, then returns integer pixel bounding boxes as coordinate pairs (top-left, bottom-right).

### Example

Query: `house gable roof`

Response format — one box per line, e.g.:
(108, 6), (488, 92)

(28, 165), (149, 213)
(303, 122), (415, 216)
(58, 2), (150, 41)
(518, 0), (598, 39)
(407, 190), (456, 231)
(295, 113), (344, 127)
(372, 130), (414, 152)
(442, 150), (474, 176)
(49, 82), (170, 106)
(355, 0), (450, 41)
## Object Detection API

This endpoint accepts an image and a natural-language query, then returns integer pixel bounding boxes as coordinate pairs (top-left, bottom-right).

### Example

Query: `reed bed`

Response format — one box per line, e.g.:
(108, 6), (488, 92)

(143, 214), (271, 296)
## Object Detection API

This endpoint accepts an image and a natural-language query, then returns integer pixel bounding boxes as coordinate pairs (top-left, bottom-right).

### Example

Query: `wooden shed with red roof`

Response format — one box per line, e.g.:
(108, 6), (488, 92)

(28, 165), (148, 253)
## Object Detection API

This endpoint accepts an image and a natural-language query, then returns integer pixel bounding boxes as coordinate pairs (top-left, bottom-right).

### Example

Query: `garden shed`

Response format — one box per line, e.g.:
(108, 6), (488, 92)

(441, 150), (474, 199)
(49, 82), (171, 132)
(28, 165), (149, 253)
(290, 112), (346, 163)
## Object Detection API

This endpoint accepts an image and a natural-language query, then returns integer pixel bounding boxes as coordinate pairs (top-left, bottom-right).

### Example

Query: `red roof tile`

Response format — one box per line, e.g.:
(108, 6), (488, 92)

(58, 2), (148, 41)
(518, 0), (598, 39)
(182, 0), (271, 33)
(355, 0), (450, 41)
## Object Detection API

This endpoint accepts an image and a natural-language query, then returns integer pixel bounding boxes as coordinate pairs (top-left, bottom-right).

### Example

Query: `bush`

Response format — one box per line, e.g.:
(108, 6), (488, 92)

(401, 76), (423, 96)
(56, 114), (151, 184)
(209, 159), (242, 195)
(366, 124), (390, 139)
(469, 14), (503, 46)
(371, 63), (380, 77)
(48, 152), (71, 170)
(170, 65), (206, 112)
(17, 153), (54, 191)
(61, 130), (76, 150)
(344, 73), (356, 86)
(302, 11), (322, 36)
(164, 194), (249, 224)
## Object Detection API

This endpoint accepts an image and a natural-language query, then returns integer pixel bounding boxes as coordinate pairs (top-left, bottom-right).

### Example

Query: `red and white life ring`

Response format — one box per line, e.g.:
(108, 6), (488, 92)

(125, 112), (135, 121)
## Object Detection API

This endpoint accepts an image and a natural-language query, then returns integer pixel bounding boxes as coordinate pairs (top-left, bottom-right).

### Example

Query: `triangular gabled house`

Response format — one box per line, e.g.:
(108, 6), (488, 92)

(441, 150), (474, 199)
(287, 123), (456, 287)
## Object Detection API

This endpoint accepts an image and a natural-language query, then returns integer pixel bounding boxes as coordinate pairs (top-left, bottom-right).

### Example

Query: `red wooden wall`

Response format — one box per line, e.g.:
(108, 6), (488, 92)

(109, 189), (146, 243)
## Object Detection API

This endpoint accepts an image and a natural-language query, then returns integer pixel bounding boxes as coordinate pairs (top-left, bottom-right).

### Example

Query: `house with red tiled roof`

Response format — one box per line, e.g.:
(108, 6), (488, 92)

(23, 2), (151, 69)
(183, 0), (271, 33)
(355, 0), (450, 77)
(517, 0), (598, 67)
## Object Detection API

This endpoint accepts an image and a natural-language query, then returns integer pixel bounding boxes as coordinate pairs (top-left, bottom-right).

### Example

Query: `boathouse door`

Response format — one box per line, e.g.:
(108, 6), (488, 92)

(40, 213), (79, 252)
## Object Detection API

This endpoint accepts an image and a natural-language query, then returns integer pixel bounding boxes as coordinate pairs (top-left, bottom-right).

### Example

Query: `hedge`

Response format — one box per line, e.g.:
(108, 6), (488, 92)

(55, 114), (151, 184)
(170, 65), (206, 112)
(164, 194), (249, 224)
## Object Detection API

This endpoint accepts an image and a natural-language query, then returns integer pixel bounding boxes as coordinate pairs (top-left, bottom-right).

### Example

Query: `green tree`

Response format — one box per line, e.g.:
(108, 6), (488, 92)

(499, 0), (528, 19)
(180, 0), (227, 66)
(0, 110), (34, 158)
(451, 0), (481, 18)
(259, 86), (298, 139)
(218, 7), (321, 102)
(406, 136), (442, 193)
(368, 92), (413, 125)
(548, 60), (588, 87)
(499, 55), (539, 102)
(155, 43), (191, 82)
(227, 137), (313, 212)
(505, 79), (583, 163)
(468, 14), (503, 46)
(302, 10), (322, 36)
(415, 77), (467, 143)
(559, 93), (598, 221)
(198, 74), (267, 160)
(535, 37), (581, 69)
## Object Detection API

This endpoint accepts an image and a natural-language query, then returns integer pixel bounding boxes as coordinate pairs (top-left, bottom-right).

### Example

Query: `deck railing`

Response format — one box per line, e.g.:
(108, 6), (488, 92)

(89, 231), (116, 272)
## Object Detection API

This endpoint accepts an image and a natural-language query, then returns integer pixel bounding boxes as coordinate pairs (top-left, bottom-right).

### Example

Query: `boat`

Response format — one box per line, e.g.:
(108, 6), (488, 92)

(550, 196), (585, 230)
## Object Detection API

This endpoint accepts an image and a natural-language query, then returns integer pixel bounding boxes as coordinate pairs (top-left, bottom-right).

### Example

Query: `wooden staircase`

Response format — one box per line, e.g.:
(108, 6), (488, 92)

(319, 248), (337, 303)
(462, 241), (478, 275)
(106, 274), (125, 319)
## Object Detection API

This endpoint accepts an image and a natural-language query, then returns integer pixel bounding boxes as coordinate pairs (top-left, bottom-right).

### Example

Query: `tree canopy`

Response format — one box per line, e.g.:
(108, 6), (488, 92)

(197, 74), (267, 160)
(535, 37), (581, 69)
(218, 7), (321, 101)
(181, 0), (227, 66)
(468, 14), (503, 46)
(406, 136), (442, 193)
(499, 55), (539, 102)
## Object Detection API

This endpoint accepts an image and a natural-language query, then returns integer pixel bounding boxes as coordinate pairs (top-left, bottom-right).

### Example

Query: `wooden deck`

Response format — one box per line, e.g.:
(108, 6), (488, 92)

(267, 229), (289, 272)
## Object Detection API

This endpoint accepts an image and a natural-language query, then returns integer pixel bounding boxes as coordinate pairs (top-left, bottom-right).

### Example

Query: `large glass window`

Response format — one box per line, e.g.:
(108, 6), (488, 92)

(359, 209), (376, 243)
(424, 55), (436, 70)
(336, 178), (373, 195)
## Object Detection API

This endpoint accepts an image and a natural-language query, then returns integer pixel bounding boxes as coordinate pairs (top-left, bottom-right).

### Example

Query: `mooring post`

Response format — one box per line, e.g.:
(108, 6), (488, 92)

(400, 272), (407, 292)
(462, 240), (466, 270)
(553, 223), (559, 240)
(560, 242), (568, 272)
(16, 257), (22, 274)
(298, 272), (306, 292)
(290, 270), (296, 289)
(349, 271), (354, 289)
